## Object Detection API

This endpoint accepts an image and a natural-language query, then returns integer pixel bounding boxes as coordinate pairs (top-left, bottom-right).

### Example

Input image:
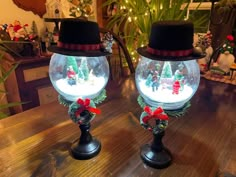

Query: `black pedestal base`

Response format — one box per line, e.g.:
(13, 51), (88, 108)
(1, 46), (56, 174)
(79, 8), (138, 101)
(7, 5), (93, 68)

(71, 138), (101, 160)
(140, 144), (172, 169)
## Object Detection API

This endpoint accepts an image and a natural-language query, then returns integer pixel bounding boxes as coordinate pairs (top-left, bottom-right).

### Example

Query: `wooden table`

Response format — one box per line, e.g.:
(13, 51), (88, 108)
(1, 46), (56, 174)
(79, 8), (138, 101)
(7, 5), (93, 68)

(0, 76), (235, 177)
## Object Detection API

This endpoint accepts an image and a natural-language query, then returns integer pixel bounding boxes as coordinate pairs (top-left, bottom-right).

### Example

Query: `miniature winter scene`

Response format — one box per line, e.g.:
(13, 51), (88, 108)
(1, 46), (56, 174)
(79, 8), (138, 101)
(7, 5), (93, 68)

(199, 34), (236, 85)
(135, 57), (200, 110)
(49, 53), (109, 101)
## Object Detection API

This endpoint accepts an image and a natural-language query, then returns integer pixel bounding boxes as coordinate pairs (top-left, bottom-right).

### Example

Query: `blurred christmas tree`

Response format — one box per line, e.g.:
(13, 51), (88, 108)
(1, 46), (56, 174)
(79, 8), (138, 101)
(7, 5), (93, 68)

(80, 58), (89, 81)
(161, 62), (173, 78)
(66, 56), (78, 73)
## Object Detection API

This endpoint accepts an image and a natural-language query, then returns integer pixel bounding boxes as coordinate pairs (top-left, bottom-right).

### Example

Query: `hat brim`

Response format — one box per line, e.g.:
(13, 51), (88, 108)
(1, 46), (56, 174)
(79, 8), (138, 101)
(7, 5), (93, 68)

(137, 47), (206, 61)
(48, 45), (111, 57)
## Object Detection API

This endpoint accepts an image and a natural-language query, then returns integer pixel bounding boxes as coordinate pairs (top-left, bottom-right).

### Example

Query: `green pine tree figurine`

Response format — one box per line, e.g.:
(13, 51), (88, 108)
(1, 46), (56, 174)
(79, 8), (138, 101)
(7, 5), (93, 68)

(161, 62), (173, 78)
(145, 74), (152, 87)
(77, 67), (85, 81)
(80, 58), (89, 81)
(66, 56), (78, 74)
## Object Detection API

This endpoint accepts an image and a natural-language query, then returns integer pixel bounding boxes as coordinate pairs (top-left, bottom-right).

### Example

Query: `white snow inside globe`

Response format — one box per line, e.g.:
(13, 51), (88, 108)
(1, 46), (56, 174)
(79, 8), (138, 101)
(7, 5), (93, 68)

(135, 56), (200, 110)
(49, 53), (109, 102)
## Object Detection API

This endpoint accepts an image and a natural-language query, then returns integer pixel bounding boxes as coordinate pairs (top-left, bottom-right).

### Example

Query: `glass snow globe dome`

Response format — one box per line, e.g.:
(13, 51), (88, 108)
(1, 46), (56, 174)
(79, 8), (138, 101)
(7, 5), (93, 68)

(49, 53), (109, 102)
(135, 57), (200, 110)
(135, 21), (204, 110)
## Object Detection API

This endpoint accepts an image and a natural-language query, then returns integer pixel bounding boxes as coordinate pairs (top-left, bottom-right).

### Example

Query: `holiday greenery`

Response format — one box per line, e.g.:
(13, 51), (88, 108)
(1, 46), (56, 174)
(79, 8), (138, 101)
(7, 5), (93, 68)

(68, 98), (100, 124)
(80, 58), (89, 81)
(58, 89), (107, 107)
(145, 74), (153, 87)
(66, 56), (78, 74)
(161, 62), (173, 78)
(137, 95), (191, 118)
(140, 106), (169, 134)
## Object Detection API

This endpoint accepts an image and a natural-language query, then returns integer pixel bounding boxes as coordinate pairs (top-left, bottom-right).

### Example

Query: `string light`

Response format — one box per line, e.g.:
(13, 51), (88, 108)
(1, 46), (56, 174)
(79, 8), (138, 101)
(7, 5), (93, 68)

(128, 17), (132, 22)
(160, 4), (163, 10)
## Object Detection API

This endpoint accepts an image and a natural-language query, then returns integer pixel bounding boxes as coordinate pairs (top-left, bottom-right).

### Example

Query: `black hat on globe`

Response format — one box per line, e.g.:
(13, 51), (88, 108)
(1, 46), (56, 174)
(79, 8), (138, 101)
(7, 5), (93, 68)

(48, 19), (110, 57)
(137, 21), (205, 61)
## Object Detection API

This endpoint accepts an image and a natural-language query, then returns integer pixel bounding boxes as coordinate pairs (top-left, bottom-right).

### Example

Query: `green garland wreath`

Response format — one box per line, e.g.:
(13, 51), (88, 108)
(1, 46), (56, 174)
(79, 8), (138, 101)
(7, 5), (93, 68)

(59, 89), (107, 125)
(58, 89), (107, 107)
(137, 95), (191, 118)
(68, 99), (97, 124)
(140, 106), (169, 134)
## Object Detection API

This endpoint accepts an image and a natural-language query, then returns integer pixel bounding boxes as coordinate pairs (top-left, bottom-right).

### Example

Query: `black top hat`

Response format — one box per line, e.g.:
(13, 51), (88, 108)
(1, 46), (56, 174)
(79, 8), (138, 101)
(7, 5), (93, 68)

(137, 21), (205, 61)
(48, 19), (111, 57)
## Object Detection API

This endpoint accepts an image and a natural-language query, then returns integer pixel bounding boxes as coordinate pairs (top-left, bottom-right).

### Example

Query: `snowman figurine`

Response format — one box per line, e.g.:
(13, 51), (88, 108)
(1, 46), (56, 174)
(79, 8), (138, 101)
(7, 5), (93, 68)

(217, 35), (235, 74)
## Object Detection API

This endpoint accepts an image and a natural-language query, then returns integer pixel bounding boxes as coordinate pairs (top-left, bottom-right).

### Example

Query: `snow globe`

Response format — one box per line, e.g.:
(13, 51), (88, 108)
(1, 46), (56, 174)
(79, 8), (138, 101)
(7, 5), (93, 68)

(48, 19), (112, 160)
(49, 54), (109, 102)
(136, 21), (205, 169)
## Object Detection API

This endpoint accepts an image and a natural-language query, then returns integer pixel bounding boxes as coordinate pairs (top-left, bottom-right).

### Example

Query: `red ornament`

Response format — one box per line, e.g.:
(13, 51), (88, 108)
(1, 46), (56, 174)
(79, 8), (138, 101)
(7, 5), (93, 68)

(227, 35), (234, 41)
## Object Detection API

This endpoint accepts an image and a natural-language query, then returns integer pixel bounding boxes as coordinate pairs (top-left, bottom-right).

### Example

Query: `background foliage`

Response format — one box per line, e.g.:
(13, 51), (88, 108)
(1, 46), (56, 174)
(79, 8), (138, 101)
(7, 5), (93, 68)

(103, 0), (208, 62)
(0, 52), (21, 118)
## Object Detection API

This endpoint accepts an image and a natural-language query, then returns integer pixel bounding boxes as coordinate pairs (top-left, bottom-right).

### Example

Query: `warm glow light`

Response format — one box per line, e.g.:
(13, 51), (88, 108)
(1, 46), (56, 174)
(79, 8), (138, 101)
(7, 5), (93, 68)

(128, 17), (132, 22)
(160, 4), (163, 10)
(145, 12), (148, 16)
(129, 9), (132, 12)
(134, 16), (137, 20)
(121, 6), (126, 10)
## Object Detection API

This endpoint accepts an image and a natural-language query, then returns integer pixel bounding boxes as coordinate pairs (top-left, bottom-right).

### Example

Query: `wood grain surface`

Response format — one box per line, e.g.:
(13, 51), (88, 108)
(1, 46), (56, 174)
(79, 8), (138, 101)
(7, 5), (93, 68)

(0, 76), (235, 177)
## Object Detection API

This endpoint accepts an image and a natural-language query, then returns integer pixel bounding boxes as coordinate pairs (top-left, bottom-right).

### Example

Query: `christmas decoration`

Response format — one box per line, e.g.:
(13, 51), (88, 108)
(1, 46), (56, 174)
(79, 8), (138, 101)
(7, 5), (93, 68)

(210, 62), (226, 78)
(135, 21), (204, 169)
(48, 19), (111, 160)
(101, 32), (114, 53)
(219, 35), (235, 54)
(67, 65), (77, 85)
(137, 95), (191, 118)
(68, 98), (100, 124)
(196, 31), (213, 73)
(196, 31), (212, 52)
(172, 80), (181, 95)
(68, 0), (93, 18)
(215, 35), (235, 74)
(8, 20), (29, 41)
(58, 89), (107, 107)
(140, 106), (169, 134)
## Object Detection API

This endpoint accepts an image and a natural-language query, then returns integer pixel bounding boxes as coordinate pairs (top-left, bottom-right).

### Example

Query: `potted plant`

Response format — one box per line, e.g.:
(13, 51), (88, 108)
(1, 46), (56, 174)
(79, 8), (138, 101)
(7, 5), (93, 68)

(103, 0), (208, 64)
(0, 51), (22, 119)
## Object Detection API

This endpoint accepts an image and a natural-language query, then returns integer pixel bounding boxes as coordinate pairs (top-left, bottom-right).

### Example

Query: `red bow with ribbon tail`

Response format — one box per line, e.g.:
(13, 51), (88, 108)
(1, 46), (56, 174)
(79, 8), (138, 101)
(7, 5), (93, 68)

(142, 106), (169, 123)
(75, 98), (101, 117)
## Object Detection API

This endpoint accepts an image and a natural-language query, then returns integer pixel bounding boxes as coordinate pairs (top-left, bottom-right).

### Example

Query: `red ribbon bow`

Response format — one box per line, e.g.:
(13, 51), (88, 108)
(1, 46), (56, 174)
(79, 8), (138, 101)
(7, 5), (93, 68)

(75, 98), (101, 117)
(142, 106), (169, 123)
